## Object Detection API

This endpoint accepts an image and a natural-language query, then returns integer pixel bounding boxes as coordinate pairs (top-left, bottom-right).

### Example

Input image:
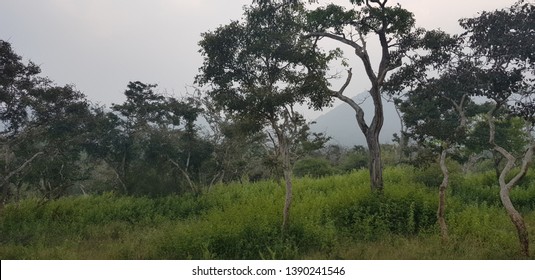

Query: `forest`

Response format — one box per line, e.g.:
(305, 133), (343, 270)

(1, 0), (534, 259)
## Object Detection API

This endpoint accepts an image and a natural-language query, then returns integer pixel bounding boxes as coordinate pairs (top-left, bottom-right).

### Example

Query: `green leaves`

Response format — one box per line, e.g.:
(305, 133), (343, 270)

(460, 1), (535, 62)
(307, 4), (357, 33)
(197, 1), (335, 125)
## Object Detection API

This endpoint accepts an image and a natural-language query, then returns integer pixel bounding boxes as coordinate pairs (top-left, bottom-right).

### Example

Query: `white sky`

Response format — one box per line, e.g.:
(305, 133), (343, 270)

(0, 0), (520, 119)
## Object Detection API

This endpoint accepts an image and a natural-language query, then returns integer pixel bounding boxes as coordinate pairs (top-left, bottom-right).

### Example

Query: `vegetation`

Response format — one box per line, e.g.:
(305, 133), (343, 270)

(1, 0), (534, 259)
(1, 166), (534, 259)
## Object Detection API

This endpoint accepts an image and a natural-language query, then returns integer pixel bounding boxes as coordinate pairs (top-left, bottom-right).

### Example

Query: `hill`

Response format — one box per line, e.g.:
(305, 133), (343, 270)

(311, 92), (401, 147)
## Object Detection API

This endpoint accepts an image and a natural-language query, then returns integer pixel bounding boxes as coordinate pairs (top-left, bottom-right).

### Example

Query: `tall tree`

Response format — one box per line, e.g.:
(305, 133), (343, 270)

(460, 0), (535, 257)
(1, 40), (95, 203)
(1, 40), (42, 205)
(98, 81), (204, 195)
(196, 1), (336, 231)
(23, 84), (93, 199)
(305, 0), (421, 192)
(1, 39), (94, 201)
(196, 91), (270, 185)
(385, 30), (482, 240)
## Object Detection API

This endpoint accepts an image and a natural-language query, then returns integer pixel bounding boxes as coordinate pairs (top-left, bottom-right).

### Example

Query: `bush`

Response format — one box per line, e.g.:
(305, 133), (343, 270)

(412, 161), (463, 188)
(329, 189), (437, 240)
(293, 157), (335, 178)
(338, 151), (368, 172)
(2, 167), (535, 259)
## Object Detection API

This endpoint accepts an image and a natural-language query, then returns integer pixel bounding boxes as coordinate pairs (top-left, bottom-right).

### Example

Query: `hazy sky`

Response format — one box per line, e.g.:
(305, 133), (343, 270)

(0, 0), (519, 119)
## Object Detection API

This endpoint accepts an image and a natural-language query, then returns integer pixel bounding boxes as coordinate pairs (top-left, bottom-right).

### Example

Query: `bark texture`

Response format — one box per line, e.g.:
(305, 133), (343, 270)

(437, 149), (449, 241)
(488, 109), (532, 257)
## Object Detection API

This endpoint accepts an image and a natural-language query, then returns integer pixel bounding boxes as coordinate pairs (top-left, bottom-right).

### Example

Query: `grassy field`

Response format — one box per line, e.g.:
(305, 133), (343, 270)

(1, 166), (535, 259)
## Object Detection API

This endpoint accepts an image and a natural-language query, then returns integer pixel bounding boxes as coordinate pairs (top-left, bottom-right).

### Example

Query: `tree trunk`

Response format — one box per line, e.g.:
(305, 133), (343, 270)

(366, 131), (383, 193)
(437, 149), (449, 241)
(492, 150), (502, 180)
(328, 69), (385, 192)
(488, 108), (532, 257)
(366, 85), (385, 193)
(281, 167), (293, 233)
(1, 150), (44, 205)
(168, 158), (198, 193)
(279, 133), (293, 233)
(1, 144), (8, 206)
(500, 186), (529, 256)
(271, 119), (294, 234)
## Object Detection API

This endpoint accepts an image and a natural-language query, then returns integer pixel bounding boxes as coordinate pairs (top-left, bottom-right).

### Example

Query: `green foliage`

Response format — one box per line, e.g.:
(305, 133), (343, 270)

(466, 115), (529, 157)
(339, 148), (369, 172)
(330, 187), (437, 240)
(293, 157), (335, 178)
(2, 166), (534, 259)
(1, 39), (94, 201)
(412, 161), (464, 188)
(95, 81), (210, 196)
(453, 170), (535, 212)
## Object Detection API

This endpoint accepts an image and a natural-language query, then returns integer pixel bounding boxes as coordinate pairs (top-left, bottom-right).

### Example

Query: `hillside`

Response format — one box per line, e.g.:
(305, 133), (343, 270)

(311, 92), (401, 147)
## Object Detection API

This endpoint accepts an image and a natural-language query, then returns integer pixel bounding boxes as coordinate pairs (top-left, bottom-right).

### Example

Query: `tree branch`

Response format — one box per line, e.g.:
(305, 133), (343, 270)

(306, 31), (378, 85)
(1, 151), (44, 187)
(330, 69), (370, 134)
(168, 157), (197, 193)
(306, 32), (365, 55)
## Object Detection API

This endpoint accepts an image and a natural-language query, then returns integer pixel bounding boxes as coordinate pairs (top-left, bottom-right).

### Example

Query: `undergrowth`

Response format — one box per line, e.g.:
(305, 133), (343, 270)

(1, 166), (534, 259)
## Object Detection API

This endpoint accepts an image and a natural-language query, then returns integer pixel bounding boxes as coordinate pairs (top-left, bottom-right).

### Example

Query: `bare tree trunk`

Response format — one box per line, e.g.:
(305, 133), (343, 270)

(492, 150), (503, 180)
(330, 70), (384, 192)
(488, 108), (532, 257)
(168, 158), (198, 193)
(500, 185), (530, 256)
(437, 149), (449, 241)
(1, 151), (44, 205)
(495, 144), (532, 257)
(105, 160), (128, 194)
(277, 130), (293, 233)
(393, 102), (408, 163)
(366, 131), (384, 193)
(281, 166), (293, 233)
(269, 116), (294, 233)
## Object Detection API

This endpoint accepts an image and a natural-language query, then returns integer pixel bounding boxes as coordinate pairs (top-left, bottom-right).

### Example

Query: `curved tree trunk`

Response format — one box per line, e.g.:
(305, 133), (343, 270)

(488, 108), (532, 257)
(334, 72), (384, 193)
(1, 150), (44, 206)
(500, 186), (529, 256)
(495, 145), (532, 257)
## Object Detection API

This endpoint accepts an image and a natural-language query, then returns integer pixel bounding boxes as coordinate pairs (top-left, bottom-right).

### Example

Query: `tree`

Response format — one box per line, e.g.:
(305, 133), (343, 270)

(194, 91), (268, 186)
(305, 0), (421, 192)
(23, 84), (93, 199)
(459, 0), (535, 257)
(385, 30), (483, 240)
(1, 41), (93, 202)
(96, 81), (205, 196)
(196, 1), (335, 231)
(1, 40), (44, 205)
(465, 106), (530, 179)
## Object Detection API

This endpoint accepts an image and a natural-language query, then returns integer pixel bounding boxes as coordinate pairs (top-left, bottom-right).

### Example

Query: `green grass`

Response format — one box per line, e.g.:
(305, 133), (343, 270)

(1, 166), (534, 259)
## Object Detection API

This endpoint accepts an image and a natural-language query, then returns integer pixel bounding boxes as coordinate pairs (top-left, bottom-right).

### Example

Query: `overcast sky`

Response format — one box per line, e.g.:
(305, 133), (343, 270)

(0, 0), (519, 119)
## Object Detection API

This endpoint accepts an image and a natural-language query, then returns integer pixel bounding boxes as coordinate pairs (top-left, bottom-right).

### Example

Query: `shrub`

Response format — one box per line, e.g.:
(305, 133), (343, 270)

(412, 161), (464, 189)
(329, 189), (437, 240)
(293, 157), (335, 178)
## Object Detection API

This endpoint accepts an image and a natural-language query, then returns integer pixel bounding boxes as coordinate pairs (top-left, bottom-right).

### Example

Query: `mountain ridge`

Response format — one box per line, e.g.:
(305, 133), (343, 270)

(311, 92), (401, 147)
